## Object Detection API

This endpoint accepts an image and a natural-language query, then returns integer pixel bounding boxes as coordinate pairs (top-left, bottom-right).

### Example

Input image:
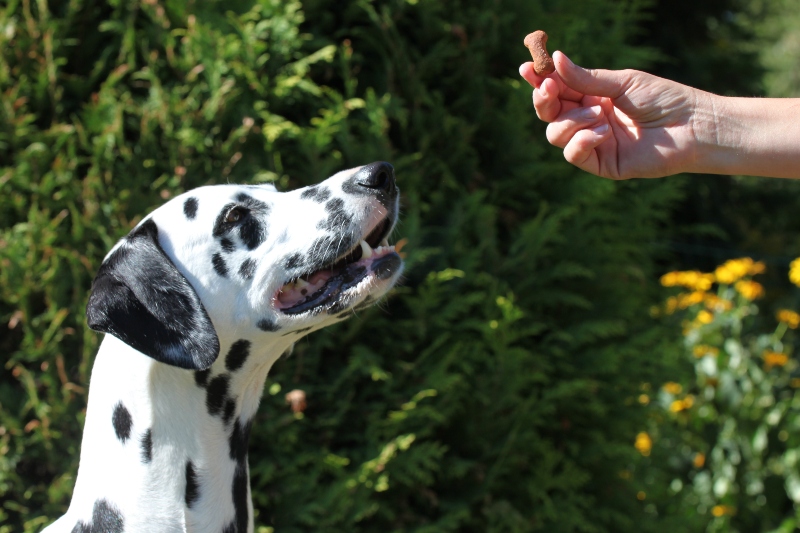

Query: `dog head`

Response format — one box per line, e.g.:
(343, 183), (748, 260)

(86, 162), (403, 370)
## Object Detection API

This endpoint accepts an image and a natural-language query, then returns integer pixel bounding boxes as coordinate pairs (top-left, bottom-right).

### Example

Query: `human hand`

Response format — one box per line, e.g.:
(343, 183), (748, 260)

(520, 51), (711, 179)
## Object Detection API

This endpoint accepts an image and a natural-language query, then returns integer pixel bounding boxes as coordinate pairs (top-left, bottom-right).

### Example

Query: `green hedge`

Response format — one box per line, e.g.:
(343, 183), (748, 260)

(0, 0), (739, 531)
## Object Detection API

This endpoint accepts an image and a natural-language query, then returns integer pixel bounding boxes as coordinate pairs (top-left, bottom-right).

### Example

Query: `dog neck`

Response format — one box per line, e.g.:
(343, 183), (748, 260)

(60, 333), (292, 533)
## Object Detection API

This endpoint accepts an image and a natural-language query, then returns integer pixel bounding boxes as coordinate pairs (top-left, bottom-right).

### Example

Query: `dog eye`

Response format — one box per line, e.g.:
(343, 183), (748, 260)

(226, 207), (247, 223)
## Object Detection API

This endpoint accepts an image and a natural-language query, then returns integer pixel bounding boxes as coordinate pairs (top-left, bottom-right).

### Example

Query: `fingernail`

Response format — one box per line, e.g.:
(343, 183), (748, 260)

(580, 106), (601, 119)
(592, 123), (609, 134)
(539, 83), (548, 97)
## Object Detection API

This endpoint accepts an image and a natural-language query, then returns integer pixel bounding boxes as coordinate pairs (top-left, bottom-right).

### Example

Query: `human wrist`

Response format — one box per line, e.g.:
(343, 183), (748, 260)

(687, 93), (800, 178)
(685, 91), (742, 175)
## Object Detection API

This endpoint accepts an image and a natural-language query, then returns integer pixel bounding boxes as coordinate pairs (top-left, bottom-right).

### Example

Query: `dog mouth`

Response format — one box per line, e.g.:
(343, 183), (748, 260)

(275, 217), (402, 315)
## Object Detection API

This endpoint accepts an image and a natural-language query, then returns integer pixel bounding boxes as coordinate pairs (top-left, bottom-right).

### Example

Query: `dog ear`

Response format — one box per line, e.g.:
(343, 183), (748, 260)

(86, 219), (220, 370)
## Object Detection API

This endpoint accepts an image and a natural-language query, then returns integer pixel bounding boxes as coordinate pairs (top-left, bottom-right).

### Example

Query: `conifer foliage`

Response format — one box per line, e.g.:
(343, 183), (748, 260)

(0, 1), (716, 531)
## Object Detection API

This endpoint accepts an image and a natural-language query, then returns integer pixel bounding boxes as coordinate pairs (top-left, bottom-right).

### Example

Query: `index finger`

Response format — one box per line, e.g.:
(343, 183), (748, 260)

(519, 61), (585, 103)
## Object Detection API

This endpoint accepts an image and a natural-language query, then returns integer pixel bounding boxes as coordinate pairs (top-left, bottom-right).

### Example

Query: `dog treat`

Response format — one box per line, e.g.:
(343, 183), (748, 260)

(524, 30), (555, 76)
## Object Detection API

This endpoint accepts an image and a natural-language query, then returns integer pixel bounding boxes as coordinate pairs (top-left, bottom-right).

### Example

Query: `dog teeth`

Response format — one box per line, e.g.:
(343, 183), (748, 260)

(295, 278), (310, 288)
(380, 238), (389, 247)
(360, 240), (373, 259)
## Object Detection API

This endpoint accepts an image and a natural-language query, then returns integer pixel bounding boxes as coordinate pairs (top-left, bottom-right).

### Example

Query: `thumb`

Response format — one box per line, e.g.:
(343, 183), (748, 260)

(554, 51), (630, 99)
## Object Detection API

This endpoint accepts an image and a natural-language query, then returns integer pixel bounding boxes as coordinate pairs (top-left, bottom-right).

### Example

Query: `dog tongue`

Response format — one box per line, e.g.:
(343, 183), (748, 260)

(279, 264), (368, 315)
(277, 269), (334, 307)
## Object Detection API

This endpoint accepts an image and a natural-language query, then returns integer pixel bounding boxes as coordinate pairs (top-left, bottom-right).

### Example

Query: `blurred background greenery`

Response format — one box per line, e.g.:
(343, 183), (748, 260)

(1, 0), (799, 531)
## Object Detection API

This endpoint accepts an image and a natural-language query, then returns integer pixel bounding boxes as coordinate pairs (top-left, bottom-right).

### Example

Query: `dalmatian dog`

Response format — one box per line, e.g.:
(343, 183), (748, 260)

(43, 162), (403, 533)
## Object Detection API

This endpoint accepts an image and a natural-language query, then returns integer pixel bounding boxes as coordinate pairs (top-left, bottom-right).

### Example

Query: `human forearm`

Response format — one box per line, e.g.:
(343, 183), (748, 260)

(690, 93), (800, 178)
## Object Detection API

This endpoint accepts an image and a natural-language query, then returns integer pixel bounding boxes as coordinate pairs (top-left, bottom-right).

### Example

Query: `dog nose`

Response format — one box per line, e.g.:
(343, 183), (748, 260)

(353, 162), (395, 193)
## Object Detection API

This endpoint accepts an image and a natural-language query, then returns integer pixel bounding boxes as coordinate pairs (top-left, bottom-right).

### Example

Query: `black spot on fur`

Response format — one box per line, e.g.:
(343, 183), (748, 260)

(194, 369), (210, 388)
(317, 198), (353, 231)
(220, 238), (236, 253)
(112, 402), (132, 443)
(206, 375), (230, 416)
(232, 464), (249, 533)
(283, 326), (312, 337)
(256, 318), (280, 332)
(300, 185), (331, 203)
(228, 418), (253, 530)
(238, 216), (265, 250)
(223, 399), (237, 425)
(239, 258), (256, 280)
(183, 197), (198, 220)
(300, 186), (318, 199)
(185, 461), (200, 508)
(353, 295), (377, 312)
(307, 235), (336, 268)
(225, 340), (251, 372)
(284, 253), (304, 270)
(234, 192), (258, 204)
(212, 253), (228, 277)
(228, 418), (253, 464)
(325, 197), (345, 212)
(222, 521), (236, 533)
(140, 429), (153, 463)
(70, 499), (124, 533)
(234, 193), (269, 250)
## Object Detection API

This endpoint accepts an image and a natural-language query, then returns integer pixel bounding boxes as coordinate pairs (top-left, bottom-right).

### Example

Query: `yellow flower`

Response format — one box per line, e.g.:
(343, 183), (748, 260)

(714, 258), (764, 285)
(790, 258), (800, 287)
(777, 309), (800, 329)
(638, 394), (650, 405)
(693, 452), (705, 468)
(662, 382), (683, 395)
(693, 345), (720, 358)
(665, 296), (678, 314)
(665, 291), (711, 315)
(703, 294), (733, 312)
(763, 350), (789, 370)
(669, 395), (694, 412)
(696, 310), (714, 324)
(683, 291), (707, 308)
(711, 505), (736, 517)
(660, 271), (714, 291)
(634, 432), (652, 456)
(734, 280), (764, 300)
